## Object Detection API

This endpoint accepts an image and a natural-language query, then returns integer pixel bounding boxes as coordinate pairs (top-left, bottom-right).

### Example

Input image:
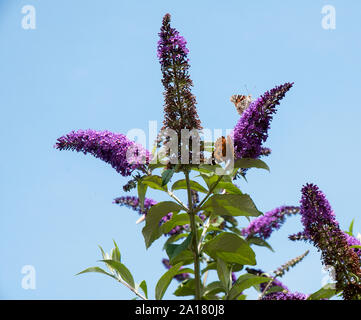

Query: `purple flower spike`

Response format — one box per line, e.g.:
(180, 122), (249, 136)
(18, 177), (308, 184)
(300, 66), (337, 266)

(113, 196), (156, 215)
(55, 129), (151, 177)
(300, 184), (361, 300)
(262, 292), (308, 300)
(242, 206), (299, 240)
(157, 14), (202, 141)
(233, 83), (293, 159)
(157, 15), (189, 64)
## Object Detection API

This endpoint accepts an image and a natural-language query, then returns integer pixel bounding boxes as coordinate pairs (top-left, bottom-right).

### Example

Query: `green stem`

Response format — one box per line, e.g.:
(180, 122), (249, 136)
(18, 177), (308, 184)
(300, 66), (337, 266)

(185, 170), (201, 300)
(167, 190), (189, 212)
(116, 278), (147, 300)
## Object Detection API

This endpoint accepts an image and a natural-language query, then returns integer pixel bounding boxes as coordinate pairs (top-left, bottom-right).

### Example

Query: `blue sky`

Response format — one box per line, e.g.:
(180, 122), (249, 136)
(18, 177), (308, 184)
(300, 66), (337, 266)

(0, 0), (360, 299)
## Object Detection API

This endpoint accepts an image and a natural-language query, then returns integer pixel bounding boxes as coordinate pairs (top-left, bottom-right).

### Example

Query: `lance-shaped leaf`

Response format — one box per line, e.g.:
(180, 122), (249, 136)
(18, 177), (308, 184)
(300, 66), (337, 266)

(137, 179), (148, 212)
(163, 233), (188, 249)
(228, 274), (270, 300)
(171, 179), (208, 194)
(111, 240), (121, 262)
(216, 258), (232, 292)
(165, 233), (193, 261)
(161, 169), (175, 186)
(76, 267), (116, 279)
(214, 182), (243, 195)
(139, 280), (148, 299)
(349, 218), (355, 235)
(203, 232), (256, 266)
(174, 279), (195, 297)
(202, 194), (261, 217)
(101, 260), (135, 288)
(308, 284), (337, 300)
(142, 175), (168, 191)
(142, 201), (182, 248)
(161, 213), (202, 235)
(233, 158), (270, 171)
(200, 174), (231, 190)
(155, 262), (183, 300)
(247, 236), (274, 252)
(203, 281), (226, 296)
(169, 249), (194, 266)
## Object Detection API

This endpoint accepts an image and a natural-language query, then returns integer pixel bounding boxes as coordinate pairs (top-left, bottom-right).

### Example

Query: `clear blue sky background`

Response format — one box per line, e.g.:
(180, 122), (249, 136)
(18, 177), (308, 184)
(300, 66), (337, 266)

(1, 0), (360, 299)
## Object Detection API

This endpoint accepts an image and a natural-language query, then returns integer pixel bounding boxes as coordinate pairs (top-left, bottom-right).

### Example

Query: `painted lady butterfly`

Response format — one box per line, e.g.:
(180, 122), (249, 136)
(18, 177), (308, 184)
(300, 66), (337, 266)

(230, 94), (252, 116)
(213, 135), (234, 163)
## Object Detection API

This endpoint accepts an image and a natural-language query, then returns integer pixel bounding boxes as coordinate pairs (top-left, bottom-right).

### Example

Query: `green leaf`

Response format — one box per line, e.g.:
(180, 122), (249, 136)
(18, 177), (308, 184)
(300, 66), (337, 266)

(142, 201), (182, 248)
(161, 214), (202, 235)
(247, 237), (274, 252)
(142, 175), (168, 191)
(308, 284), (337, 300)
(101, 260), (135, 288)
(137, 180), (148, 212)
(228, 274), (270, 300)
(202, 194), (261, 217)
(233, 158), (270, 171)
(155, 262), (183, 300)
(349, 218), (355, 235)
(98, 245), (107, 260)
(169, 249), (194, 266)
(161, 169), (175, 186)
(214, 182), (243, 195)
(203, 232), (256, 266)
(200, 174), (228, 190)
(201, 262), (217, 274)
(149, 163), (165, 171)
(165, 233), (193, 261)
(216, 258), (231, 292)
(174, 279), (195, 297)
(139, 280), (148, 299)
(264, 285), (285, 294)
(76, 267), (116, 279)
(161, 214), (190, 234)
(171, 179), (208, 194)
(350, 245), (361, 250)
(198, 164), (223, 174)
(203, 281), (226, 297)
(175, 268), (194, 275)
(111, 240), (121, 262)
(163, 233), (189, 249)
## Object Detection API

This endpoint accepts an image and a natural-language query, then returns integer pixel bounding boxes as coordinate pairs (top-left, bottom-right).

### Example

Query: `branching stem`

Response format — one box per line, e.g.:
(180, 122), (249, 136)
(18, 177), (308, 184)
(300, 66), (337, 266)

(185, 170), (201, 300)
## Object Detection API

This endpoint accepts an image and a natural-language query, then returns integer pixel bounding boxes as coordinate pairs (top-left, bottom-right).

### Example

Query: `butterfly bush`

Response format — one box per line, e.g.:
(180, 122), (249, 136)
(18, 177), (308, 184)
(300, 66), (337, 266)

(55, 13), (361, 301)
(232, 83), (293, 160)
(299, 184), (361, 299)
(113, 196), (157, 215)
(262, 292), (308, 300)
(55, 129), (150, 177)
(242, 206), (299, 240)
(157, 13), (201, 135)
(289, 230), (361, 258)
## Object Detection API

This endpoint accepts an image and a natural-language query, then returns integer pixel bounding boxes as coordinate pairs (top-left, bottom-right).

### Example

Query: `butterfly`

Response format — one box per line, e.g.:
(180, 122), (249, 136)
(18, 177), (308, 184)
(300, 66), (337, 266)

(213, 135), (234, 163)
(230, 94), (252, 116)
